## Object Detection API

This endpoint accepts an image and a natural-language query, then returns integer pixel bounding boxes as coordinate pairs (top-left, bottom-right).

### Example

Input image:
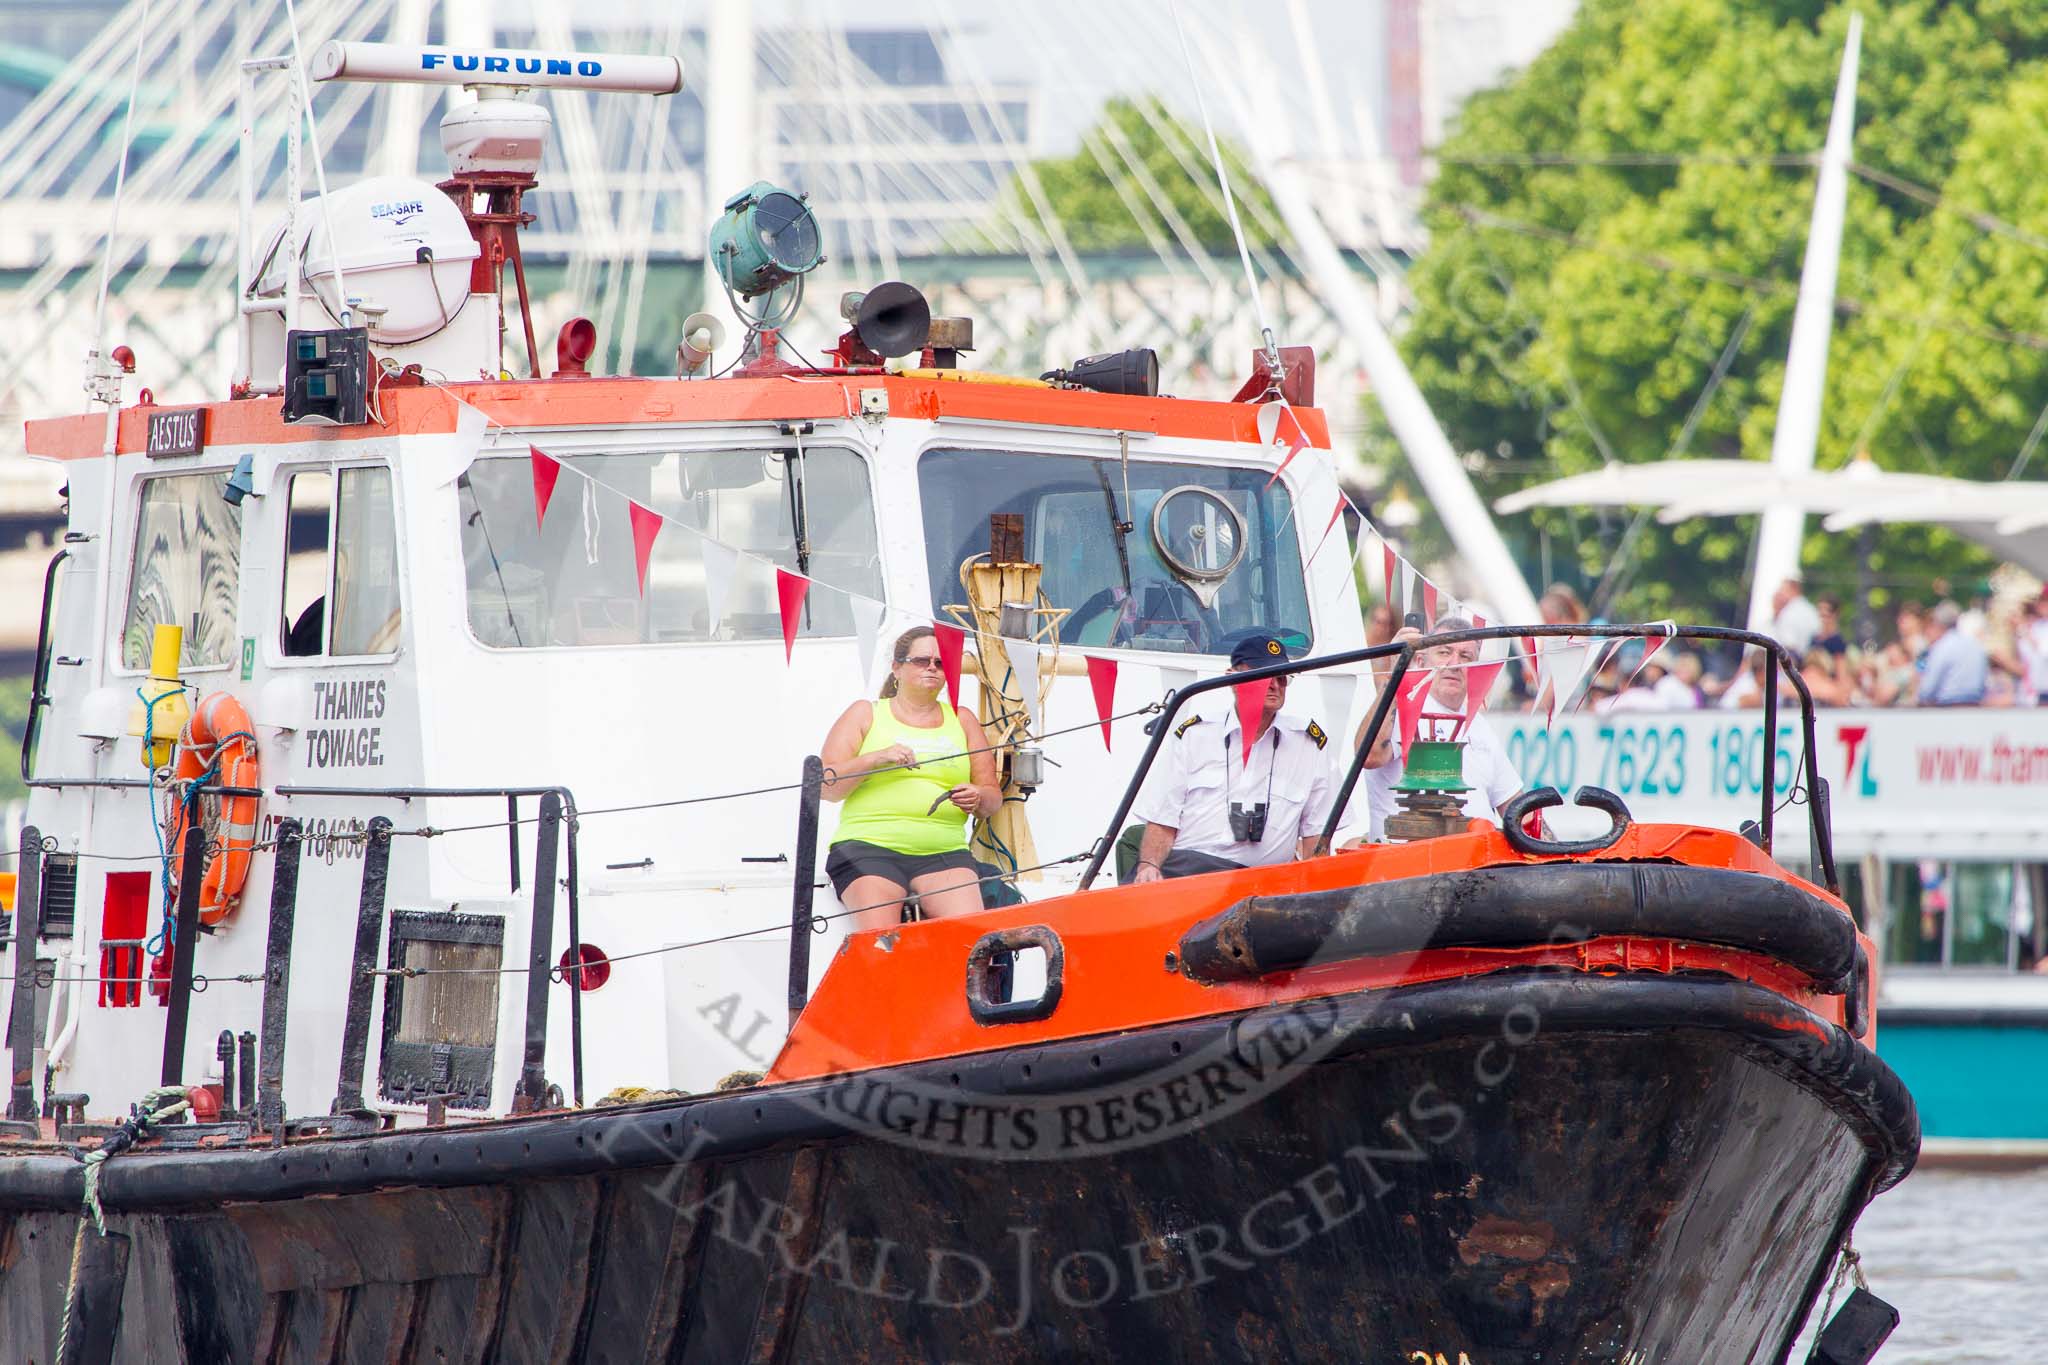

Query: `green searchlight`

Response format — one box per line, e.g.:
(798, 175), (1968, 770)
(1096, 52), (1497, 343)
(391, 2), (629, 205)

(710, 182), (823, 300)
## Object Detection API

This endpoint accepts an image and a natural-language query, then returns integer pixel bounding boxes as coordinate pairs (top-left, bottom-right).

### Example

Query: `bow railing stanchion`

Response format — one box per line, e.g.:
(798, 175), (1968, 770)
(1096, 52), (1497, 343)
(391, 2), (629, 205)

(258, 818), (304, 1142)
(1762, 645), (1782, 855)
(6, 825), (44, 1127)
(1321, 645), (1417, 852)
(332, 817), (394, 1114)
(1077, 623), (1839, 893)
(158, 825), (207, 1088)
(506, 794), (521, 892)
(787, 756), (824, 1027)
(514, 793), (563, 1112)
(563, 800), (584, 1109)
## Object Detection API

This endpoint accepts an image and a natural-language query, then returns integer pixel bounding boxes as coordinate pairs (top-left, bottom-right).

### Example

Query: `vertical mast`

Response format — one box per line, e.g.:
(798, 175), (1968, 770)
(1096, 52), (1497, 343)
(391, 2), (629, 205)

(1202, 24), (1540, 624)
(704, 0), (756, 319)
(1748, 14), (1862, 633)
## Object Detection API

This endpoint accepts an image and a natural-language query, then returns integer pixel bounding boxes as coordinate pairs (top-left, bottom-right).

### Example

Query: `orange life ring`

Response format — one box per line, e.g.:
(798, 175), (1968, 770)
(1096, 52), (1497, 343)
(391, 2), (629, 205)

(162, 692), (262, 926)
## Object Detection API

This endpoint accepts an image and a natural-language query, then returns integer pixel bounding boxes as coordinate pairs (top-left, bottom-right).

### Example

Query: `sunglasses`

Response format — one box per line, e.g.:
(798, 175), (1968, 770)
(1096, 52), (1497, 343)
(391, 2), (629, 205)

(899, 654), (944, 671)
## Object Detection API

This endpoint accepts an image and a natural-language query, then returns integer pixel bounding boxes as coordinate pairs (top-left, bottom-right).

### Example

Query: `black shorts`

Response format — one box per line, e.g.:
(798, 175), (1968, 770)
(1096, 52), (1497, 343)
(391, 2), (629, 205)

(825, 840), (979, 897)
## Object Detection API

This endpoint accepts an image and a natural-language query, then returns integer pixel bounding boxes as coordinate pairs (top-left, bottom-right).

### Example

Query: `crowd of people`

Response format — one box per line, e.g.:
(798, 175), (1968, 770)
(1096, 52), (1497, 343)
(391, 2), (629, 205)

(1361, 575), (2048, 712)
(814, 584), (2048, 919)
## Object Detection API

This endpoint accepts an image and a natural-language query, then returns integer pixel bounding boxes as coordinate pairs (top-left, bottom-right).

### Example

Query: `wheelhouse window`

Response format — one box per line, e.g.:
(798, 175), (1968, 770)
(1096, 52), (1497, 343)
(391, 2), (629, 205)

(279, 466), (402, 657)
(917, 448), (1312, 656)
(121, 471), (242, 670)
(1884, 860), (2045, 970)
(455, 444), (882, 647)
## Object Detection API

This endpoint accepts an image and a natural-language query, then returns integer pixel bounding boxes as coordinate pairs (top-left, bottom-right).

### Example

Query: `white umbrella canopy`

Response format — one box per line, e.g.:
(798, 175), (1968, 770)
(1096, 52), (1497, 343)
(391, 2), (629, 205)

(1819, 483), (2048, 533)
(1493, 460), (2048, 578)
(1492, 461), (1757, 515)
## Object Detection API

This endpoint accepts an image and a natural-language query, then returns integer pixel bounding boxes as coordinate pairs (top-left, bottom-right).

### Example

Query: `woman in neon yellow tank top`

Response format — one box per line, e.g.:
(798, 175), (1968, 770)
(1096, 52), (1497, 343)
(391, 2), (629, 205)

(820, 627), (1002, 931)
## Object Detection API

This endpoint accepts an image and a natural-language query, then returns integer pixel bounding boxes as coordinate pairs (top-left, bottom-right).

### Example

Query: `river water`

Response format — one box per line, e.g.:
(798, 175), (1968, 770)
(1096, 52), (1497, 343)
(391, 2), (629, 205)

(1790, 1166), (2047, 1362)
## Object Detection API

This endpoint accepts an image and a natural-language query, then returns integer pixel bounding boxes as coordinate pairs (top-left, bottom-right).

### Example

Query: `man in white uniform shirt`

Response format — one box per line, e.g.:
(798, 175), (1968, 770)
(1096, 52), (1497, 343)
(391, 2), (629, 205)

(1129, 634), (1336, 881)
(1344, 619), (1524, 842)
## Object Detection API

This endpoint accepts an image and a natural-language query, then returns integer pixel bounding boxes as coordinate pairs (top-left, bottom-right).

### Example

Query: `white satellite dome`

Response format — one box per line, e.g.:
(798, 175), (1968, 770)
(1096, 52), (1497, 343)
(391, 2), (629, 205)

(255, 176), (481, 344)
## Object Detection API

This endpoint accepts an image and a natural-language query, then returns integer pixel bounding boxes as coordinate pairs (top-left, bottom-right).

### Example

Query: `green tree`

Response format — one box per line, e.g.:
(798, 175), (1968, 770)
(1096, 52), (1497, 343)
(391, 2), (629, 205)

(982, 96), (1277, 255)
(1381, 0), (2048, 623)
(0, 678), (29, 803)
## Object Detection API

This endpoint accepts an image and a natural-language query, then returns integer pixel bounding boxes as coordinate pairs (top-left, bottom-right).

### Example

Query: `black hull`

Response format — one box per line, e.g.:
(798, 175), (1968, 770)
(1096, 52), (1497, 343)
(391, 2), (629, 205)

(0, 973), (1916, 1363)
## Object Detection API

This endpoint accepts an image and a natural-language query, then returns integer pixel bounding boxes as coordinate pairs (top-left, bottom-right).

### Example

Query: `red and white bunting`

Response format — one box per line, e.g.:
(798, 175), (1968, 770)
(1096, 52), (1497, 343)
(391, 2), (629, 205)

(1262, 405), (1311, 490)
(1306, 498), (1346, 567)
(1538, 638), (1588, 725)
(1233, 678), (1267, 761)
(1320, 670), (1359, 737)
(1464, 661), (1506, 720)
(699, 536), (739, 634)
(1616, 630), (1673, 695)
(849, 596), (887, 686)
(627, 499), (662, 594)
(1381, 541), (1398, 608)
(933, 622), (966, 708)
(1394, 669), (1436, 750)
(1086, 654), (1119, 750)
(1003, 637), (1043, 729)
(1422, 579), (1439, 625)
(774, 569), (810, 662)
(530, 446), (562, 530)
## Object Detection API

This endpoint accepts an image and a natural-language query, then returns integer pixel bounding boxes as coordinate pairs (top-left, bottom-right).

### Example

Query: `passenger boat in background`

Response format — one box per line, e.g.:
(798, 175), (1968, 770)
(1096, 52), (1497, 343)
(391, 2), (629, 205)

(1503, 702), (2048, 1158)
(0, 38), (1915, 1364)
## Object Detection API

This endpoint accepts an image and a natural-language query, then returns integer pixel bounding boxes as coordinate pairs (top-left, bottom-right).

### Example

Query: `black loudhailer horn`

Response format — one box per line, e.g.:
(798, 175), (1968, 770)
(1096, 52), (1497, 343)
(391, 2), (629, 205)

(852, 281), (931, 359)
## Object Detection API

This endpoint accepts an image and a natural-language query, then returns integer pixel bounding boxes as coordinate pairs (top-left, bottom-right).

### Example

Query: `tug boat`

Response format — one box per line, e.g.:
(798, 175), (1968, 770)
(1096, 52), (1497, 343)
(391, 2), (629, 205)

(0, 41), (1914, 1364)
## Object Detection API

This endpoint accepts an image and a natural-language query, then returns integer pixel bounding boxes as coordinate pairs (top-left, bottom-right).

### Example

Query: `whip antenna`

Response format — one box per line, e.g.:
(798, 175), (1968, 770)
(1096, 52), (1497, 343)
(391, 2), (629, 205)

(85, 0), (154, 401)
(1167, 0), (1283, 391)
(283, 0), (351, 325)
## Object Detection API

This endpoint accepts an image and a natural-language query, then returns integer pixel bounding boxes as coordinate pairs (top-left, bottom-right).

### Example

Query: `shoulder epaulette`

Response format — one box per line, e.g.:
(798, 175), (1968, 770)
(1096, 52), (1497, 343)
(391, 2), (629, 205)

(1174, 715), (1204, 738)
(1306, 720), (1328, 749)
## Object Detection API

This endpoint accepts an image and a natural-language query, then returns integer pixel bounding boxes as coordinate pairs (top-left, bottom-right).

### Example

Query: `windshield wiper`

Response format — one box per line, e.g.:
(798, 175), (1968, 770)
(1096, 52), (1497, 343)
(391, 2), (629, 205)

(1095, 462), (1134, 602)
(780, 423), (814, 627)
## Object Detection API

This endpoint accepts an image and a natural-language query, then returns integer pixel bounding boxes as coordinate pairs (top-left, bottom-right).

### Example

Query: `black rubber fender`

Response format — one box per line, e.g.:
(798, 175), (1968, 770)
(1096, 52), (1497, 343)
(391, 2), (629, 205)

(1178, 861), (1860, 992)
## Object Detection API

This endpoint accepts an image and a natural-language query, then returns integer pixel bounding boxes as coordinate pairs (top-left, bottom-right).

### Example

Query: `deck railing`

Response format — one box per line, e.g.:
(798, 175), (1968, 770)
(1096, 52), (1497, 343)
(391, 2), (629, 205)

(1076, 624), (1838, 894)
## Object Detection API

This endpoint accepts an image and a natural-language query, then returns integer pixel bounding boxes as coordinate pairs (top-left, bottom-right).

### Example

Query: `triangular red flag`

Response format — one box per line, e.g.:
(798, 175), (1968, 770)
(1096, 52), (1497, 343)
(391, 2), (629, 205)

(1306, 499), (1346, 567)
(774, 568), (809, 663)
(1233, 678), (1267, 761)
(1464, 661), (1506, 720)
(1085, 655), (1118, 750)
(1422, 579), (1438, 625)
(1264, 408), (1310, 489)
(627, 499), (662, 594)
(531, 446), (562, 530)
(1617, 631), (1673, 694)
(1394, 669), (1436, 750)
(933, 622), (965, 708)
(1381, 541), (1398, 609)
(1472, 613), (1487, 630)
